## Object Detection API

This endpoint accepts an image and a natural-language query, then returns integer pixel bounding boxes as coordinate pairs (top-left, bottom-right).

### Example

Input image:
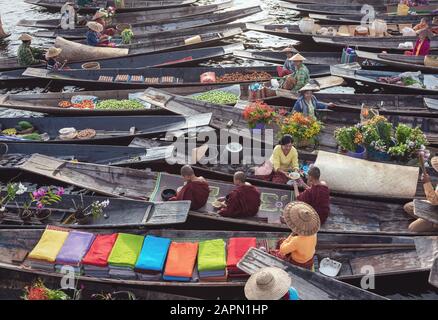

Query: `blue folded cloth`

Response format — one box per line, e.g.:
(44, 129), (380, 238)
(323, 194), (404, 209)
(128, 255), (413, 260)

(135, 235), (171, 272)
(163, 275), (191, 282)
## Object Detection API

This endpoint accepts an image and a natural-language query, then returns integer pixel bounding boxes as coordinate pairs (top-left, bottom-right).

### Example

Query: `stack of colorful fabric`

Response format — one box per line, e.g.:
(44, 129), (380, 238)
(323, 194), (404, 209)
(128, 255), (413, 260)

(135, 235), (171, 281)
(198, 239), (227, 282)
(82, 234), (118, 278)
(226, 237), (256, 278)
(107, 233), (144, 280)
(163, 242), (198, 282)
(55, 231), (96, 275)
(27, 228), (70, 272)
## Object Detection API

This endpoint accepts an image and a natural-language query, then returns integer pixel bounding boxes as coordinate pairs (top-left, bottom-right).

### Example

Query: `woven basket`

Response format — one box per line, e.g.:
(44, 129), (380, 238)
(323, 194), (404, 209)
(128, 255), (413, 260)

(81, 62), (100, 70)
(116, 23), (132, 33)
(424, 55), (438, 68)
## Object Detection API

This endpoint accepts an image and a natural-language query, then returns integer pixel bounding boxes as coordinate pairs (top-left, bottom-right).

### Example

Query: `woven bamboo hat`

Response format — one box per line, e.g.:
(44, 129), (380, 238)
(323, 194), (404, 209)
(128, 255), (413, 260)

(244, 267), (291, 300)
(86, 21), (103, 32)
(19, 33), (32, 41)
(431, 156), (438, 172)
(92, 11), (106, 20)
(299, 83), (320, 93)
(282, 201), (320, 236)
(289, 53), (306, 61)
(45, 47), (62, 58)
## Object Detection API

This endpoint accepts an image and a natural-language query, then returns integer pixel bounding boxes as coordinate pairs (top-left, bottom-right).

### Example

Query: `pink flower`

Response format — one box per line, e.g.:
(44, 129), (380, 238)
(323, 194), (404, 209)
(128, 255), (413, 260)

(37, 202), (43, 209)
(56, 187), (64, 196)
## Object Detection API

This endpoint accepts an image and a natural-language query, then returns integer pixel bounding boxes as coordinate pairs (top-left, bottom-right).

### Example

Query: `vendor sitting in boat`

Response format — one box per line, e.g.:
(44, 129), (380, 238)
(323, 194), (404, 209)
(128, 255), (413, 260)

(293, 83), (334, 117)
(216, 171), (261, 218)
(92, 10), (116, 36)
(45, 47), (64, 71)
(403, 157), (438, 232)
(407, 28), (432, 56)
(413, 18), (429, 32)
(283, 53), (310, 93)
(277, 47), (295, 77)
(17, 33), (45, 67)
(254, 134), (299, 184)
(292, 166), (330, 225)
(275, 201), (320, 269)
(170, 165), (210, 211)
(86, 21), (113, 47)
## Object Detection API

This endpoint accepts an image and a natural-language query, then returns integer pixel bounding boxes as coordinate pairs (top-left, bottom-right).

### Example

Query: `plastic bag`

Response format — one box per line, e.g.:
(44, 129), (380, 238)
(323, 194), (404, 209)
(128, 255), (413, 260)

(71, 95), (98, 104)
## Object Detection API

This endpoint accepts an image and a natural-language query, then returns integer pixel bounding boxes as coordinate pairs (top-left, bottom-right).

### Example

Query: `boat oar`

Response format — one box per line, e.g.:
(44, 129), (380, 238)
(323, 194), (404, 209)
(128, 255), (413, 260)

(418, 152), (426, 175)
(42, 59), (68, 93)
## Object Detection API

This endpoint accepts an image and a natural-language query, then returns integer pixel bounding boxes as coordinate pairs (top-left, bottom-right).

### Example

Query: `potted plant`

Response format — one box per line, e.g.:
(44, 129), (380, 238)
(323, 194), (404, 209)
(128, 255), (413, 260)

(334, 125), (366, 159)
(72, 196), (110, 225)
(17, 201), (33, 222)
(361, 116), (393, 161)
(0, 182), (27, 219)
(388, 124), (429, 164)
(278, 112), (323, 148)
(242, 101), (276, 130)
(22, 279), (70, 300)
(30, 187), (64, 221)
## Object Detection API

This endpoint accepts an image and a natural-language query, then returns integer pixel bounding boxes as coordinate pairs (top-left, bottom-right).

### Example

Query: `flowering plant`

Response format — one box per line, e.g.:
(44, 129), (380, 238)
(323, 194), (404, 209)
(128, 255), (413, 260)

(334, 126), (362, 152)
(242, 101), (277, 128)
(22, 279), (70, 300)
(89, 199), (110, 218)
(361, 115), (393, 153)
(388, 124), (429, 159)
(0, 183), (27, 211)
(30, 187), (64, 210)
(277, 112), (323, 145)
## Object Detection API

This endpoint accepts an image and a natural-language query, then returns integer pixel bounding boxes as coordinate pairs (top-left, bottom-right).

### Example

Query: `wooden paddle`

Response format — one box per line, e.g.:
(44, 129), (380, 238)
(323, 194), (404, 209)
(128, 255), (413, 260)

(42, 59), (68, 93)
(418, 152), (426, 175)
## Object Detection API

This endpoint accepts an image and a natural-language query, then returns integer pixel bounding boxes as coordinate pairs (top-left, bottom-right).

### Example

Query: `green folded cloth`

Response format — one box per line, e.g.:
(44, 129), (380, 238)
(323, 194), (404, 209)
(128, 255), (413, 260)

(198, 239), (226, 272)
(108, 233), (144, 268)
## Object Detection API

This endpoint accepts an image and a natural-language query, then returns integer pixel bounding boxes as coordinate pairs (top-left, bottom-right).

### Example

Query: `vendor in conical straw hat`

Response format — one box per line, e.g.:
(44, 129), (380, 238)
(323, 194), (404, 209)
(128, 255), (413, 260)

(92, 10), (117, 36)
(279, 201), (320, 269)
(403, 155), (438, 232)
(17, 33), (45, 67)
(45, 47), (64, 71)
(277, 47), (295, 76)
(293, 82), (335, 117)
(245, 267), (299, 300)
(283, 53), (310, 93)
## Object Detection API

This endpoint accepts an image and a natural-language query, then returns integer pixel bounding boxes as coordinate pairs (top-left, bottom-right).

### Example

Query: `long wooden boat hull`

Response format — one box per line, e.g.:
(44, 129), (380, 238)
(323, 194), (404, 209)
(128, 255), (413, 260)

(0, 113), (211, 144)
(280, 2), (388, 15)
(20, 65), (332, 90)
(331, 64), (438, 94)
(283, 0), (438, 6)
(2, 228), (432, 298)
(309, 13), (437, 24)
(32, 6), (262, 39)
(17, 0), (233, 29)
(233, 49), (342, 65)
(25, 0), (198, 13)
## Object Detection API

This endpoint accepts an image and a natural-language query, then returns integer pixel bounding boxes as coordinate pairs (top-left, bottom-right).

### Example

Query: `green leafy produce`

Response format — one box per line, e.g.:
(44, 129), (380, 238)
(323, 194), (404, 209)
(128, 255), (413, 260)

(96, 99), (145, 110)
(121, 29), (134, 44)
(17, 121), (33, 130)
(21, 133), (42, 141)
(192, 91), (238, 105)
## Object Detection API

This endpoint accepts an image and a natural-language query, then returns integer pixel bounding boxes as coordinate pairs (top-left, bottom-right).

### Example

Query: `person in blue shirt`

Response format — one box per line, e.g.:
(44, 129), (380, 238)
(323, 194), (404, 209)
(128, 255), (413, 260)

(293, 83), (334, 117)
(86, 21), (108, 46)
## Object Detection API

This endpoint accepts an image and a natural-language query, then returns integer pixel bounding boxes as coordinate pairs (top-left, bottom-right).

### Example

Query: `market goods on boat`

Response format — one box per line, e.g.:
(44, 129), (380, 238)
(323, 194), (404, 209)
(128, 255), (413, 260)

(309, 13), (437, 25)
(17, 0), (233, 29)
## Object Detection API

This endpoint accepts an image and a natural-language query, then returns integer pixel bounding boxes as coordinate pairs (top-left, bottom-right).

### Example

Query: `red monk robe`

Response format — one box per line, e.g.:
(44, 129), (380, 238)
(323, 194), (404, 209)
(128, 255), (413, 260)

(170, 180), (210, 210)
(297, 184), (330, 224)
(218, 185), (261, 218)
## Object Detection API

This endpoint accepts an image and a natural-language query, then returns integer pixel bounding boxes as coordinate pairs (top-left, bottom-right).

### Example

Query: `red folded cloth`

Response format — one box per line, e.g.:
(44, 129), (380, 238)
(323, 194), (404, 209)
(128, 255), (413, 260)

(276, 66), (292, 77)
(82, 234), (118, 267)
(226, 237), (257, 269)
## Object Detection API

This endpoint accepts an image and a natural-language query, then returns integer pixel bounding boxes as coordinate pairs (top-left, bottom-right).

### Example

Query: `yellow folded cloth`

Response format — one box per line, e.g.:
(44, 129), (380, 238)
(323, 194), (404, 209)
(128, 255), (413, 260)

(28, 229), (69, 263)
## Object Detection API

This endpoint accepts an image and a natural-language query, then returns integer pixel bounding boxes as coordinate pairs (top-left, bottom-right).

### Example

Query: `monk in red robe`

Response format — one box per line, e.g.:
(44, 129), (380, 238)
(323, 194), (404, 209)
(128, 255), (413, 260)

(293, 166), (330, 224)
(170, 165), (210, 210)
(217, 171), (261, 218)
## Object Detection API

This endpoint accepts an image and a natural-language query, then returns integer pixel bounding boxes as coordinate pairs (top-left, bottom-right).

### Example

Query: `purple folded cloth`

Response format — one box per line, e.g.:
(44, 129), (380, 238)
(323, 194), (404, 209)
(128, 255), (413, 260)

(56, 231), (96, 266)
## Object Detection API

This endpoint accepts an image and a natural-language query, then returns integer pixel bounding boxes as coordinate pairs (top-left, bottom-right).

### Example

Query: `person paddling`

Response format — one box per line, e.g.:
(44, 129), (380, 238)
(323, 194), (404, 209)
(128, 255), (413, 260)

(17, 34), (45, 67)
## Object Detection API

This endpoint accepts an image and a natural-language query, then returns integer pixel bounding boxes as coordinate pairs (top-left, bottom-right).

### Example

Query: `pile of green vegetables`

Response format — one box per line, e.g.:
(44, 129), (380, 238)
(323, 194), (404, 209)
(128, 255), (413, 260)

(96, 99), (145, 110)
(192, 91), (238, 105)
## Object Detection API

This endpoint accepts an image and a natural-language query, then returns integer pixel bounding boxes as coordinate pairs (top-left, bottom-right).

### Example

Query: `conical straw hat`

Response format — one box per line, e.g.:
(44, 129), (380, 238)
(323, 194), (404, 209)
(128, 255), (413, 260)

(244, 267), (291, 300)
(19, 33), (32, 41)
(86, 21), (103, 33)
(282, 201), (320, 236)
(45, 47), (62, 58)
(289, 53), (306, 61)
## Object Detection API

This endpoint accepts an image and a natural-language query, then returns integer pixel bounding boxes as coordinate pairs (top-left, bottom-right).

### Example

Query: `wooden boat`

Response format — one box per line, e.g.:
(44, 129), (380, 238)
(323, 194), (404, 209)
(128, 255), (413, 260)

(25, 0), (198, 13)
(0, 113), (211, 144)
(0, 228), (397, 299)
(356, 50), (438, 73)
(283, 0), (438, 5)
(33, 6), (262, 39)
(309, 13), (437, 25)
(9, 153), (435, 236)
(17, 0), (233, 29)
(430, 258), (438, 288)
(331, 64), (438, 95)
(313, 35), (438, 52)
(0, 193), (189, 229)
(21, 65), (332, 90)
(0, 42), (242, 73)
(280, 2), (389, 15)
(233, 49), (342, 65)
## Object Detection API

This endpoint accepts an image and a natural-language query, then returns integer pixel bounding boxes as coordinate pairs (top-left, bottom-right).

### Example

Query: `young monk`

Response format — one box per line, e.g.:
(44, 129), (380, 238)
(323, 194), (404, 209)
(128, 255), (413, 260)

(276, 201), (320, 269)
(403, 156), (438, 232)
(293, 166), (330, 225)
(217, 171), (261, 218)
(170, 165), (210, 210)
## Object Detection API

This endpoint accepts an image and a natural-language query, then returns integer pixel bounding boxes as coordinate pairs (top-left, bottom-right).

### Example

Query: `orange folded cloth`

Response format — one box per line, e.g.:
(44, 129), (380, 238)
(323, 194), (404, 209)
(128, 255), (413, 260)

(163, 242), (198, 279)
